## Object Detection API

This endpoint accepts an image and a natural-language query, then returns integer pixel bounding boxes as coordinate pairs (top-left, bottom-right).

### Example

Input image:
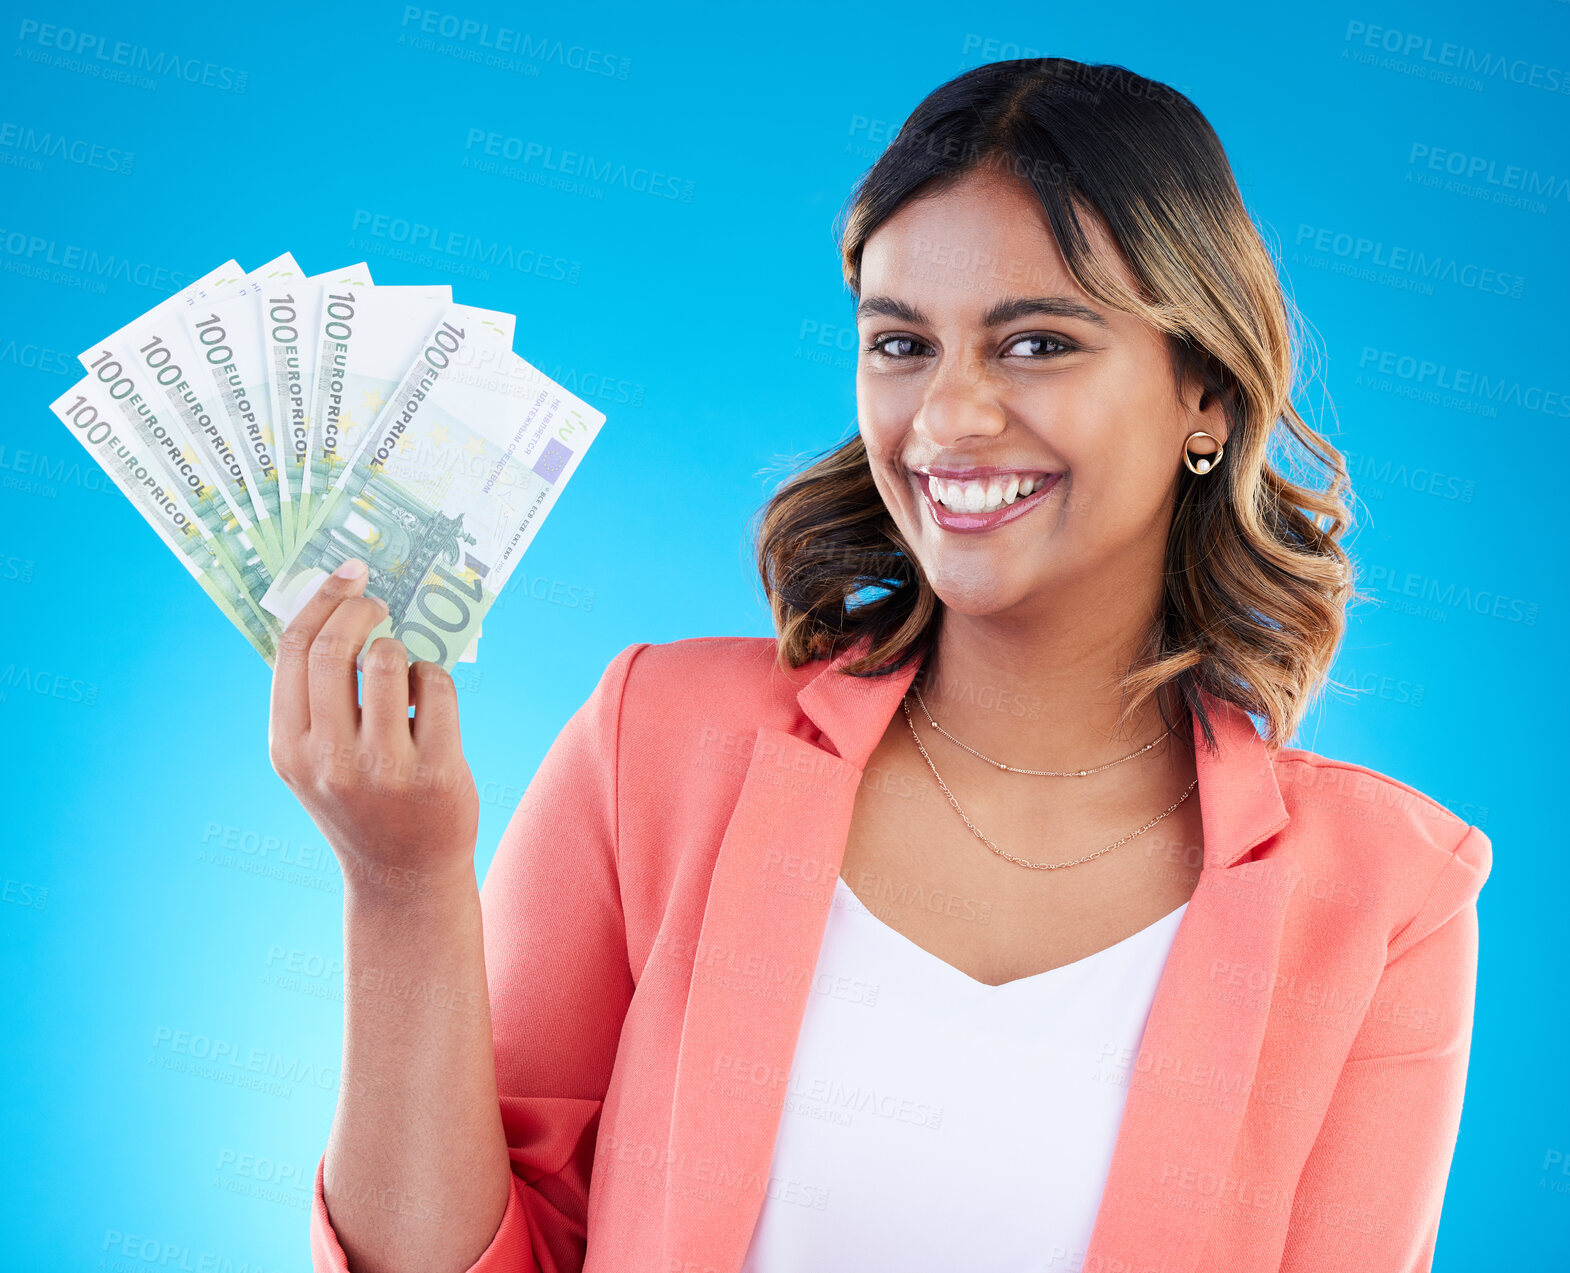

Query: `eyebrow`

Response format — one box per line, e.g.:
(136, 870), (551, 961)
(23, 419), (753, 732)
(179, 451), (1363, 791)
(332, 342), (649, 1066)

(855, 294), (1109, 329)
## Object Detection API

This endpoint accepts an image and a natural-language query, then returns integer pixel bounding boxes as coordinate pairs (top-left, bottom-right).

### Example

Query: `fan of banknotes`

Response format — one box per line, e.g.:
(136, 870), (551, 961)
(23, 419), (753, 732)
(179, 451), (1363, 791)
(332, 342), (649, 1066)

(48, 251), (606, 670)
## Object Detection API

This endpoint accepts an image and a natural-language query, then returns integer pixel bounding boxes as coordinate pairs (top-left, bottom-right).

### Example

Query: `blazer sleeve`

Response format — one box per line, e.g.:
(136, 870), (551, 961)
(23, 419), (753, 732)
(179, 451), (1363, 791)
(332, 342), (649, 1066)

(1278, 822), (1493, 1273)
(310, 641), (649, 1273)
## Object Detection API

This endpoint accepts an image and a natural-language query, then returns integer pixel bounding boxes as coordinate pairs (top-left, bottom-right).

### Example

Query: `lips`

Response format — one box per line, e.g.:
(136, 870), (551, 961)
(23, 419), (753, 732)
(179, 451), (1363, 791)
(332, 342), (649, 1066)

(915, 470), (1063, 534)
(915, 465), (1060, 480)
(924, 471), (1056, 513)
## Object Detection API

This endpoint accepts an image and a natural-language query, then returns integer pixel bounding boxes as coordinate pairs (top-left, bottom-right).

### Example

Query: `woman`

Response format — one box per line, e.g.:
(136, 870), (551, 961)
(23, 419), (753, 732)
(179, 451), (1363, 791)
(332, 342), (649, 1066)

(277, 57), (1492, 1273)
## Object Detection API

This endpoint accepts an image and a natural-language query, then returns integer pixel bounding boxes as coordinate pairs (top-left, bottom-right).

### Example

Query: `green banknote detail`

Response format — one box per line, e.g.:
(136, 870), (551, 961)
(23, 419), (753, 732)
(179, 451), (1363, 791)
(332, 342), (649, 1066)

(298, 283), (453, 547)
(175, 254), (304, 568)
(261, 311), (603, 671)
(50, 378), (279, 662)
(77, 343), (276, 608)
(185, 302), (287, 555)
(82, 259), (283, 588)
(267, 262), (374, 553)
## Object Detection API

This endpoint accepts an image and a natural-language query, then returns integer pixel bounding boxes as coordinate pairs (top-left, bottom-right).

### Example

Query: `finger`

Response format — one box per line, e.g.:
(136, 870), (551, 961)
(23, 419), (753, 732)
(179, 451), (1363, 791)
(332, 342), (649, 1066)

(270, 559), (370, 741)
(409, 660), (461, 754)
(307, 594), (390, 742)
(360, 637), (413, 744)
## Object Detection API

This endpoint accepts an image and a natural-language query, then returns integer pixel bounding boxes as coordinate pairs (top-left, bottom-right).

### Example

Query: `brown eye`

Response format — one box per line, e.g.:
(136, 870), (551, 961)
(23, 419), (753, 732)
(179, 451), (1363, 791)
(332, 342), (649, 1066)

(865, 335), (930, 358)
(1003, 334), (1072, 357)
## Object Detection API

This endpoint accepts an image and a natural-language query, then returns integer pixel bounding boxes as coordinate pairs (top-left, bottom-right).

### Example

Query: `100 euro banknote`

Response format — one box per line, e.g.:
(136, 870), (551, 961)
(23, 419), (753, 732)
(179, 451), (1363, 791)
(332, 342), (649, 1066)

(48, 376), (280, 662)
(263, 261), (374, 541)
(77, 266), (282, 606)
(178, 254), (306, 559)
(260, 309), (604, 669)
(298, 281), (452, 541)
(114, 254), (298, 571)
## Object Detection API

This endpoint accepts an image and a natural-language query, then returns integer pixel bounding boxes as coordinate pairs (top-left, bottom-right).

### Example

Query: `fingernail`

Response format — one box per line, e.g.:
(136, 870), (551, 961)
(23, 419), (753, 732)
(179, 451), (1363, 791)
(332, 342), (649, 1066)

(334, 558), (367, 580)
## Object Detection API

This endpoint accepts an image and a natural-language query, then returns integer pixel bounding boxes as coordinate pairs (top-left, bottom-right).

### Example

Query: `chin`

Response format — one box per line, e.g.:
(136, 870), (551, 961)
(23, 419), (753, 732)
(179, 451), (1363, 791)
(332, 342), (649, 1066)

(921, 564), (1033, 617)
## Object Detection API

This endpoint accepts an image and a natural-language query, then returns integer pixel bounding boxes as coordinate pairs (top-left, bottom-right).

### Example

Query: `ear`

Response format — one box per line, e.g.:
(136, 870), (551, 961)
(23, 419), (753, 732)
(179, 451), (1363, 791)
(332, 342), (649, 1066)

(1181, 348), (1233, 448)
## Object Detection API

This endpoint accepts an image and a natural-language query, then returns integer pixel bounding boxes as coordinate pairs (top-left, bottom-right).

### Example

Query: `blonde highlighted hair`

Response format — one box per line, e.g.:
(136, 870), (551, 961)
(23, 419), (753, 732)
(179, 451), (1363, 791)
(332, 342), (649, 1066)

(752, 57), (1363, 750)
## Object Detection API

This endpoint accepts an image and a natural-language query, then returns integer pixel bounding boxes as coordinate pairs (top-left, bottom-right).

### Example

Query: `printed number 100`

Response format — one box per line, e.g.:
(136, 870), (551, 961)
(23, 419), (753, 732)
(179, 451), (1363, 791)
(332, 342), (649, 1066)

(395, 562), (485, 665)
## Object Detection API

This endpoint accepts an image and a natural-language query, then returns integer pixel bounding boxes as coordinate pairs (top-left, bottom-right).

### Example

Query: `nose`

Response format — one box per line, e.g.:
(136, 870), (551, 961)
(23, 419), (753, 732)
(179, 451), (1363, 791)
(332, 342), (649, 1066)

(912, 351), (1006, 449)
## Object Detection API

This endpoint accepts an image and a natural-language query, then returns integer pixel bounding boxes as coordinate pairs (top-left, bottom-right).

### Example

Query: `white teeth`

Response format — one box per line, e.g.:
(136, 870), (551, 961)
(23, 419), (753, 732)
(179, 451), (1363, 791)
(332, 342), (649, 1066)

(929, 473), (1051, 514)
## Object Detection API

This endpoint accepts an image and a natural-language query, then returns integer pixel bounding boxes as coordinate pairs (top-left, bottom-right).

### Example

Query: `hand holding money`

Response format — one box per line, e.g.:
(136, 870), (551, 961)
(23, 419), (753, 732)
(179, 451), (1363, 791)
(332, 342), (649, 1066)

(49, 252), (607, 672)
(267, 558), (480, 886)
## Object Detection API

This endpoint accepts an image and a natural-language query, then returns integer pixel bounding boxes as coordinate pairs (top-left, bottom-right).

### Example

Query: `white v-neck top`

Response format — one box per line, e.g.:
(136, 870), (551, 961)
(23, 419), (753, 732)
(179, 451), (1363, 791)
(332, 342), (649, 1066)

(739, 874), (1188, 1273)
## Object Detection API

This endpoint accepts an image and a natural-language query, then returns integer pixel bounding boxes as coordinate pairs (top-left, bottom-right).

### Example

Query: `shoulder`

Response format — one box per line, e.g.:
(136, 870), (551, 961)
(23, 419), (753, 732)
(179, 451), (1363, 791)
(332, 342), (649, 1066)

(594, 633), (822, 745)
(1269, 743), (1471, 851)
(1265, 742), (1493, 956)
(619, 634), (790, 686)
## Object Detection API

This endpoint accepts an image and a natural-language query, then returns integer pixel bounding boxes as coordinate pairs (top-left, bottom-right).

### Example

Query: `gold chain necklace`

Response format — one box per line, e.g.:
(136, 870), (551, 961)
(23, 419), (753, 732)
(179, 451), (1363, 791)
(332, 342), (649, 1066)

(900, 691), (1197, 872)
(911, 680), (1171, 775)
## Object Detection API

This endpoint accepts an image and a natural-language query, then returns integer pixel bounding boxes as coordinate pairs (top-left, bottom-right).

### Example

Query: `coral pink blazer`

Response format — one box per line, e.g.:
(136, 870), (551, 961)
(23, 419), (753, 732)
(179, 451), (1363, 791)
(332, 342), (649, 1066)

(309, 634), (1492, 1273)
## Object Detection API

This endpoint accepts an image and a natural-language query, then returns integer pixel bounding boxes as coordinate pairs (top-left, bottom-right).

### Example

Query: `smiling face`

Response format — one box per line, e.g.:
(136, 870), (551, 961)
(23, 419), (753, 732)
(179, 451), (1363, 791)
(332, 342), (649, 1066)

(855, 164), (1228, 623)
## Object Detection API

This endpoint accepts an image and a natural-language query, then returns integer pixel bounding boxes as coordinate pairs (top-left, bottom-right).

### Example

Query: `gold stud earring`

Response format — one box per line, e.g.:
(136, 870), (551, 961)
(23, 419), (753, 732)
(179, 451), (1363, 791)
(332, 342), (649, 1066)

(1183, 430), (1224, 475)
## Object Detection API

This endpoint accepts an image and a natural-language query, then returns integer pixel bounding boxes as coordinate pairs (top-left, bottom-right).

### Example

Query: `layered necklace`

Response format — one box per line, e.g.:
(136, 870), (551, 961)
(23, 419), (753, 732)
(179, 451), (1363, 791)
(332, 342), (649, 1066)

(901, 678), (1197, 871)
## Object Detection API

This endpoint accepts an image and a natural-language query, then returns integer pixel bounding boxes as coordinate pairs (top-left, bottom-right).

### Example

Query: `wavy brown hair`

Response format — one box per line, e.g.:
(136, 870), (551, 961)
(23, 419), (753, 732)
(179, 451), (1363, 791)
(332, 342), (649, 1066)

(752, 58), (1363, 751)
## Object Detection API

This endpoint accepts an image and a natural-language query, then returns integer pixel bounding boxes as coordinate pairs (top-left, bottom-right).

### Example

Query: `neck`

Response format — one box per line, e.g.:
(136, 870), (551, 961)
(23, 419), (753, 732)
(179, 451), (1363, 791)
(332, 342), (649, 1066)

(916, 600), (1190, 774)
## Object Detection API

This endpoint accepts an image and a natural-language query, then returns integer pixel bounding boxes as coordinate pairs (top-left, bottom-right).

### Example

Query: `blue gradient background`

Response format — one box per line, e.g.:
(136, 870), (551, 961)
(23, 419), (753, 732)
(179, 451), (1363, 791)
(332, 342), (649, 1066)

(2, 1), (1564, 1266)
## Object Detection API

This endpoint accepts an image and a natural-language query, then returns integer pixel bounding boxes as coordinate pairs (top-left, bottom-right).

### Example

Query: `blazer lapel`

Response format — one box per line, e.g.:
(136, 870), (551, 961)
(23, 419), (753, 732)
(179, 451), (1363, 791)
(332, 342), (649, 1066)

(1081, 687), (1291, 1273)
(661, 638), (921, 1273)
(660, 638), (1290, 1273)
